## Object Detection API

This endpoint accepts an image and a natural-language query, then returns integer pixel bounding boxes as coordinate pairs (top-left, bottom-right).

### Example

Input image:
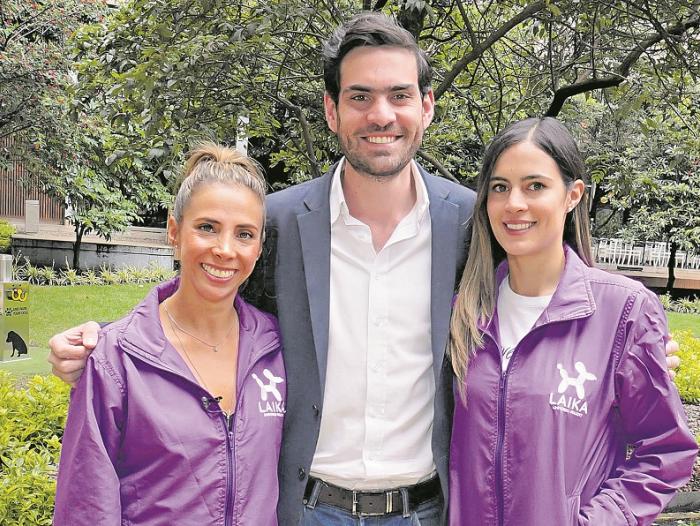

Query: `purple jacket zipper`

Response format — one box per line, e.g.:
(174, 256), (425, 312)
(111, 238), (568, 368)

(122, 336), (279, 526)
(224, 412), (235, 526)
(226, 337), (279, 526)
(496, 368), (507, 526)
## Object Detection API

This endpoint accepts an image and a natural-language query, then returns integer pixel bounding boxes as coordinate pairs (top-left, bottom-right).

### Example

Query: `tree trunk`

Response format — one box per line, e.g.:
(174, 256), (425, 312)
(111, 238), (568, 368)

(73, 224), (85, 270)
(621, 207), (631, 226)
(666, 240), (677, 293)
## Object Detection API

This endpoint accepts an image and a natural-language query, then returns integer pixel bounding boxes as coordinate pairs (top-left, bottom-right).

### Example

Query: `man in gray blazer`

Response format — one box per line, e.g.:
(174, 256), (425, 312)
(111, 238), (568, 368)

(243, 13), (475, 525)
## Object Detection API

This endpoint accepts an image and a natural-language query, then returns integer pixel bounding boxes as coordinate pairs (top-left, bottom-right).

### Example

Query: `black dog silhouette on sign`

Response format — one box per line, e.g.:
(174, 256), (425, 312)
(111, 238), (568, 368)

(6, 331), (27, 358)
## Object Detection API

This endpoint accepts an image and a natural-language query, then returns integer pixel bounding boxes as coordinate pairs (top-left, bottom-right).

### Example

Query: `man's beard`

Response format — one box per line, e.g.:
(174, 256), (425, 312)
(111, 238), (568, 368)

(337, 125), (423, 180)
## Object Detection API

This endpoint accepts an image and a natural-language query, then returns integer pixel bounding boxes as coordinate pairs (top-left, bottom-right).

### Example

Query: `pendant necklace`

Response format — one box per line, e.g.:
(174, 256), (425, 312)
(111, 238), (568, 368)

(163, 300), (236, 352)
(164, 304), (237, 412)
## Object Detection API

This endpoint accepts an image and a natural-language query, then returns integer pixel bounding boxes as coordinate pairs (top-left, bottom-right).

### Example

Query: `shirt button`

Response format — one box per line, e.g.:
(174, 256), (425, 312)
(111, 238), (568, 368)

(298, 467), (306, 480)
(312, 404), (320, 417)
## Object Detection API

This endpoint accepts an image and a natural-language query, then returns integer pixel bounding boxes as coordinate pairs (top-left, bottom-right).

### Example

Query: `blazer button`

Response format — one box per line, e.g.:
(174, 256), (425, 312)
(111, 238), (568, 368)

(312, 404), (320, 417)
(298, 467), (306, 480)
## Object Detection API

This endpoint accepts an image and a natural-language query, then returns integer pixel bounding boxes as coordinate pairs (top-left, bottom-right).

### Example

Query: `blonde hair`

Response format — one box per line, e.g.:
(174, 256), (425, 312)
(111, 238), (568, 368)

(449, 118), (593, 398)
(173, 142), (267, 223)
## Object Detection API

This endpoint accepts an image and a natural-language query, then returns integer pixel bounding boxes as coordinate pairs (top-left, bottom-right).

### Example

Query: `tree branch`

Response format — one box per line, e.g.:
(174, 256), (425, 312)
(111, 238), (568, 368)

(275, 96), (322, 179)
(545, 9), (700, 116)
(434, 1), (547, 100)
(417, 149), (460, 184)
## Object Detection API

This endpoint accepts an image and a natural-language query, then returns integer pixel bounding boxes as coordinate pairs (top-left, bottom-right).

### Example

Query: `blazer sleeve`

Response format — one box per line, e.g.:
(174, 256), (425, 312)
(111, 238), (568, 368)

(53, 345), (126, 525)
(579, 290), (698, 526)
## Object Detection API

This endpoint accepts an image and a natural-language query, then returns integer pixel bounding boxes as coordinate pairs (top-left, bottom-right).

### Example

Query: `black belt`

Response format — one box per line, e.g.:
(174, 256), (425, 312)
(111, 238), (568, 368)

(303, 475), (441, 517)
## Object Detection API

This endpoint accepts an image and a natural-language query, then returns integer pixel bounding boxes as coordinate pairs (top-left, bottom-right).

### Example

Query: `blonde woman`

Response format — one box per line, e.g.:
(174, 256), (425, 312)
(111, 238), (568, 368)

(54, 144), (285, 525)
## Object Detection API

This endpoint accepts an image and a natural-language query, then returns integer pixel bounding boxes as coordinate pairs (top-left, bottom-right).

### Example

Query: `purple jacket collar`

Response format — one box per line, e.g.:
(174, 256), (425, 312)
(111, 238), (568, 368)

(482, 244), (596, 335)
(118, 277), (279, 366)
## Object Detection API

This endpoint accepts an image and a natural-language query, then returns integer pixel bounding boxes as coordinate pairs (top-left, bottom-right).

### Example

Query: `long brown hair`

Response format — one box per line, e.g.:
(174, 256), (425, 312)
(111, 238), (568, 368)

(449, 117), (593, 395)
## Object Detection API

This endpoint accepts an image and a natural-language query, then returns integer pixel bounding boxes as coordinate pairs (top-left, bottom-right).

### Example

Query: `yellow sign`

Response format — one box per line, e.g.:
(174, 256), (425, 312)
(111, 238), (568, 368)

(5, 286), (28, 303)
(1, 282), (30, 362)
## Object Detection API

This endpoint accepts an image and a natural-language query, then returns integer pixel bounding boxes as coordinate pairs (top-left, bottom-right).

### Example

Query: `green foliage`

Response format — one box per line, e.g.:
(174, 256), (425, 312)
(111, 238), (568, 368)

(2, 1), (169, 269)
(0, 372), (70, 525)
(659, 294), (700, 315)
(674, 330), (700, 404)
(0, 220), (16, 253)
(12, 261), (175, 287)
(37, 267), (58, 286)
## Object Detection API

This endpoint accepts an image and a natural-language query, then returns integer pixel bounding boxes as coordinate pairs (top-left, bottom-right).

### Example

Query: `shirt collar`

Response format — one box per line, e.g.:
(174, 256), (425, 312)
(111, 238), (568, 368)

(329, 158), (430, 226)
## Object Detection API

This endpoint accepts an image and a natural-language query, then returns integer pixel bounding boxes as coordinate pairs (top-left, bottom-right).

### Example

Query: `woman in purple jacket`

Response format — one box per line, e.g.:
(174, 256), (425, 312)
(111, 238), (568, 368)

(54, 143), (285, 526)
(449, 117), (697, 525)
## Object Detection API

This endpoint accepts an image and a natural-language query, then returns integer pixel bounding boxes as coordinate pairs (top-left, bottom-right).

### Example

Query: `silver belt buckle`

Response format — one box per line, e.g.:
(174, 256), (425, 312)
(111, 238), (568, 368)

(352, 490), (392, 517)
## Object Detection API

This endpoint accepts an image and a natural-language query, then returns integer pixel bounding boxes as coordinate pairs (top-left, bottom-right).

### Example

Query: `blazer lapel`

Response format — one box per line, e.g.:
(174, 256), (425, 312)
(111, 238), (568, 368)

(425, 174), (461, 381)
(297, 169), (334, 392)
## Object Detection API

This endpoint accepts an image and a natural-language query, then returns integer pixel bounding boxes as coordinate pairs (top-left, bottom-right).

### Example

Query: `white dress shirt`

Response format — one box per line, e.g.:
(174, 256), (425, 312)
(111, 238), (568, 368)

(309, 159), (436, 489)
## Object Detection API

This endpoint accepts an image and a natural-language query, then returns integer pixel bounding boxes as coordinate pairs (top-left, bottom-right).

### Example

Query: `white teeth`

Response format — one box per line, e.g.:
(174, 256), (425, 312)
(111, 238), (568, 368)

(366, 136), (396, 144)
(202, 263), (235, 278)
(505, 223), (534, 231)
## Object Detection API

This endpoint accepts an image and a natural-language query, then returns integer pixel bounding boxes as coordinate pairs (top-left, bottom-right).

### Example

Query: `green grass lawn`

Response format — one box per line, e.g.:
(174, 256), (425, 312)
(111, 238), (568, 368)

(668, 311), (700, 338)
(0, 283), (156, 378)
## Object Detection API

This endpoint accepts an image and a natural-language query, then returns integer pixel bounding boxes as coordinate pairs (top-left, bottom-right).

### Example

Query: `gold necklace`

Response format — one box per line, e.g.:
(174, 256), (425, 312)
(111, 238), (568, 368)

(163, 300), (236, 352)
(165, 309), (210, 391)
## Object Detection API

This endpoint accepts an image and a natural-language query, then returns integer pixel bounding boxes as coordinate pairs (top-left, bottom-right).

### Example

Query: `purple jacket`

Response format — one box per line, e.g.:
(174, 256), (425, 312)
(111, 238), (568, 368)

(54, 278), (285, 526)
(450, 245), (697, 526)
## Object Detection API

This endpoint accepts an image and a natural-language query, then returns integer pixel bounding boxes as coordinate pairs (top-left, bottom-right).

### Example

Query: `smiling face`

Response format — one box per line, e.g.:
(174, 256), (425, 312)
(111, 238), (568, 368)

(323, 46), (434, 180)
(486, 141), (584, 266)
(168, 182), (264, 307)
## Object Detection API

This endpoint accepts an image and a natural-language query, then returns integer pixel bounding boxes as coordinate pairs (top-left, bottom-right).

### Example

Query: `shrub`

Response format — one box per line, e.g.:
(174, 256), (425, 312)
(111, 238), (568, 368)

(23, 263), (42, 285)
(79, 268), (103, 285)
(116, 267), (132, 284)
(0, 219), (16, 253)
(99, 265), (119, 285)
(0, 372), (70, 525)
(6, 256), (174, 286)
(662, 294), (700, 315)
(37, 266), (57, 286)
(58, 267), (80, 286)
(658, 293), (673, 311)
(674, 330), (700, 404)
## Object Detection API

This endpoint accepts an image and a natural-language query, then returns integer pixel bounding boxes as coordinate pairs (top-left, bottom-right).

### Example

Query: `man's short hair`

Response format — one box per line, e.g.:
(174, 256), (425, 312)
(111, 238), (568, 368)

(322, 12), (433, 103)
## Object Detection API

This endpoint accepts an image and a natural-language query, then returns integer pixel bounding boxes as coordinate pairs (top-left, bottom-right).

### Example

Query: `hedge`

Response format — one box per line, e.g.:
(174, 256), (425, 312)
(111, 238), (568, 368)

(0, 220), (15, 254)
(0, 373), (69, 525)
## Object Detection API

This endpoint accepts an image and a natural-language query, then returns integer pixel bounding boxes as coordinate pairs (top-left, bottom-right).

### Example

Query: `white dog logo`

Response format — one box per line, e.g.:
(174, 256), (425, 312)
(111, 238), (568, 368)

(252, 369), (284, 402)
(557, 362), (597, 400)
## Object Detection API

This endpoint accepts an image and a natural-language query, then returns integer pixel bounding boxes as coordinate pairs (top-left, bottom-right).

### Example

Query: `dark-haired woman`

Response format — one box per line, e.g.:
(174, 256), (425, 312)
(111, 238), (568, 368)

(449, 117), (697, 525)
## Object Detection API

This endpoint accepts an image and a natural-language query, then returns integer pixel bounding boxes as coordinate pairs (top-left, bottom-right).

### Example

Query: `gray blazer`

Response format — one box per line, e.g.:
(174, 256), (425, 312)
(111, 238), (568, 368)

(244, 163), (475, 525)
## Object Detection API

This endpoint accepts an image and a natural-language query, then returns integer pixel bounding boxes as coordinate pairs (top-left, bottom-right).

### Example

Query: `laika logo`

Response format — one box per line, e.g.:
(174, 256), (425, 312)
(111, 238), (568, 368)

(252, 369), (285, 417)
(549, 361), (597, 417)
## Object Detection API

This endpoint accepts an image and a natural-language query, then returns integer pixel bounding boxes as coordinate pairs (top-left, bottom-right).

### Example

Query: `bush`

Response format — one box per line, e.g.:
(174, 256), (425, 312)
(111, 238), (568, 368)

(10, 255), (175, 286)
(674, 330), (700, 404)
(0, 219), (16, 253)
(0, 372), (70, 525)
(661, 294), (700, 315)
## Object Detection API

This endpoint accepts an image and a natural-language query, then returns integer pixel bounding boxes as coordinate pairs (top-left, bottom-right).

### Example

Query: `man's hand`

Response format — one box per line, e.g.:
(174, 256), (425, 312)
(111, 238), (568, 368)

(665, 338), (681, 380)
(48, 321), (101, 386)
